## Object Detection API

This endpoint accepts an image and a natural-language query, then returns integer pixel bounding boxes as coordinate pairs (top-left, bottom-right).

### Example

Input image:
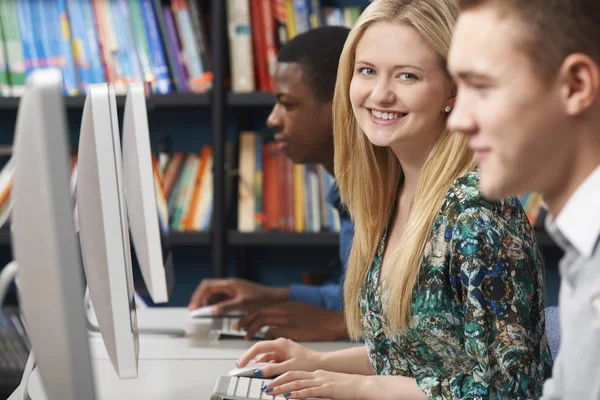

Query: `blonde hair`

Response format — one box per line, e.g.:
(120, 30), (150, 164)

(334, 0), (476, 338)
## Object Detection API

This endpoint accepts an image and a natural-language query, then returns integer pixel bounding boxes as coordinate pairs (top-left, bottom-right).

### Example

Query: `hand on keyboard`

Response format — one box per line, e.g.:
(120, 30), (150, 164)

(212, 376), (328, 400)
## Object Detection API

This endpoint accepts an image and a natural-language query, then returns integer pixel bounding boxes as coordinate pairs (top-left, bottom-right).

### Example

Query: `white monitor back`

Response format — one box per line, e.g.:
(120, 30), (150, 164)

(122, 82), (173, 304)
(11, 69), (95, 399)
(77, 83), (139, 379)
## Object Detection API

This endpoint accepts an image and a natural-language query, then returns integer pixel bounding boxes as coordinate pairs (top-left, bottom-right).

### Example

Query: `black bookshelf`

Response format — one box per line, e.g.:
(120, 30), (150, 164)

(229, 231), (339, 247)
(227, 92), (276, 107)
(0, 92), (211, 110)
(0, 231), (210, 247)
(0, 91), (278, 111)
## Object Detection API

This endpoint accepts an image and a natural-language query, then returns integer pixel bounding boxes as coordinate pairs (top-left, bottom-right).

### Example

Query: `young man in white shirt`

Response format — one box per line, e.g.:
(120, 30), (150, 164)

(447, 1), (600, 398)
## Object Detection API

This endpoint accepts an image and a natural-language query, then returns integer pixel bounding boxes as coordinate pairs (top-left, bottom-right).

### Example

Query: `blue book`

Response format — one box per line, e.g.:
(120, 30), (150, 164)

(304, 165), (313, 232)
(66, 0), (90, 91)
(293, 0), (310, 34)
(141, 0), (171, 94)
(78, 0), (105, 85)
(32, 0), (51, 71)
(16, 0), (38, 80)
(56, 0), (79, 94)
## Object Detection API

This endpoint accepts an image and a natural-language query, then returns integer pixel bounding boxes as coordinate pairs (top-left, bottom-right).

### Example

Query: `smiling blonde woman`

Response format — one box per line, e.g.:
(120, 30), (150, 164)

(236, 1), (552, 398)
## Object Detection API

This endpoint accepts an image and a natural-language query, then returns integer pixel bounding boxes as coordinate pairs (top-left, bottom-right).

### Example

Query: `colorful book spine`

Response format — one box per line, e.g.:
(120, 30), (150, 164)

(163, 6), (189, 92)
(292, 0), (310, 34)
(0, 0), (26, 96)
(187, 0), (210, 75)
(66, 0), (91, 91)
(172, 0), (211, 93)
(226, 0), (255, 93)
(261, 0), (277, 90)
(31, 0), (49, 70)
(151, 0), (182, 92)
(254, 136), (264, 230)
(141, 0), (171, 94)
(56, 0), (79, 95)
(307, 0), (321, 29)
(283, 0), (297, 39)
(16, 0), (39, 80)
(0, 17), (9, 95)
(272, 0), (288, 48)
(128, 0), (155, 86)
(80, 0), (105, 85)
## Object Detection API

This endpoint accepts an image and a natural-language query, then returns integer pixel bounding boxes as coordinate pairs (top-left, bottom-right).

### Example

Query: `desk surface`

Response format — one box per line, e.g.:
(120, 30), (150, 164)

(89, 307), (360, 361)
(27, 308), (362, 399)
(28, 358), (239, 400)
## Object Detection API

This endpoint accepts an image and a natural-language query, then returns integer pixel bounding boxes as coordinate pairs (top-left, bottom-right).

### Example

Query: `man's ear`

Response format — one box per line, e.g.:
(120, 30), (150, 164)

(558, 53), (600, 116)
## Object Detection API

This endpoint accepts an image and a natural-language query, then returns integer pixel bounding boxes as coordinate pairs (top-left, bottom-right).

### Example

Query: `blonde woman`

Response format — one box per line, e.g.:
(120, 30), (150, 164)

(236, 0), (552, 398)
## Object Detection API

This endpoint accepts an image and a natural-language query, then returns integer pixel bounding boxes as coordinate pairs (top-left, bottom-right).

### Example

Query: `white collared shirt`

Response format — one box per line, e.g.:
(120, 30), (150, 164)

(542, 163), (600, 400)
(546, 164), (600, 257)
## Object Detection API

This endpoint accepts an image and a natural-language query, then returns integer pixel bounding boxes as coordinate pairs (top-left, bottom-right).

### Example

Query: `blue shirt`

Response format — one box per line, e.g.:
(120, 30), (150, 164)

(288, 183), (353, 310)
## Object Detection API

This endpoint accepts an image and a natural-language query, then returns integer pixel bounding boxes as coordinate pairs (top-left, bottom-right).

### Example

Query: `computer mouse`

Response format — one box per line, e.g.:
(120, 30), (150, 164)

(227, 362), (273, 378)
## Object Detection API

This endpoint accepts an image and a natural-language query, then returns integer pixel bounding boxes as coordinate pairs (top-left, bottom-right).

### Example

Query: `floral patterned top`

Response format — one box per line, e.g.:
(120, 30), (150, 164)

(361, 171), (553, 399)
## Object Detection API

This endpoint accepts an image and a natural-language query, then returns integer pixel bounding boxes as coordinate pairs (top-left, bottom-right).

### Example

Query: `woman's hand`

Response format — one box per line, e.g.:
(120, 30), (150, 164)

(261, 370), (369, 400)
(262, 372), (427, 400)
(236, 338), (324, 378)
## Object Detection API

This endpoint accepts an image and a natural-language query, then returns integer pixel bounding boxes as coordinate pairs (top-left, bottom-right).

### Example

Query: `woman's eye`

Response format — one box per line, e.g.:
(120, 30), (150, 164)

(358, 67), (376, 76)
(399, 73), (418, 81)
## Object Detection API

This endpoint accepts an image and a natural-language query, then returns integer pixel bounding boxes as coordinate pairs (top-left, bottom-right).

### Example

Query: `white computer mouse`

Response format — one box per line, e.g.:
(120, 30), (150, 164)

(227, 362), (273, 378)
(188, 306), (215, 318)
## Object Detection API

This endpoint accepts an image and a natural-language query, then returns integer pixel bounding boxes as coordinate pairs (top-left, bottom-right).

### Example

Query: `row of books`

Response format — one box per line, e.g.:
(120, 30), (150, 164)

(228, 0), (364, 93)
(155, 146), (214, 233)
(237, 132), (341, 234)
(0, 0), (212, 97)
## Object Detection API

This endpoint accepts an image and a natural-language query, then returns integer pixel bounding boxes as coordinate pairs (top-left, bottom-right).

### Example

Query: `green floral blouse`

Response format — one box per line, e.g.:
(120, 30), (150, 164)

(361, 171), (553, 399)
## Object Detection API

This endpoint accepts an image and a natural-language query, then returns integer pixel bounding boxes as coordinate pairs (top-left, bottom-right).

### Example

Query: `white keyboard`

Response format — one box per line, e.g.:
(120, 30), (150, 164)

(209, 317), (269, 341)
(210, 376), (329, 400)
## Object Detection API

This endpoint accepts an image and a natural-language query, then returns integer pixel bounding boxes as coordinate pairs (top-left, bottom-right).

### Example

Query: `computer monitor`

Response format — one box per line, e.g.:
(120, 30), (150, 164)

(77, 83), (139, 379)
(11, 69), (96, 399)
(122, 82), (174, 304)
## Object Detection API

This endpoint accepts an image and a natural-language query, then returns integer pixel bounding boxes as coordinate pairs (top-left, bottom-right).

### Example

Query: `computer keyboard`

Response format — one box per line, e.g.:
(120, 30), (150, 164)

(0, 306), (30, 393)
(209, 316), (269, 341)
(210, 376), (329, 400)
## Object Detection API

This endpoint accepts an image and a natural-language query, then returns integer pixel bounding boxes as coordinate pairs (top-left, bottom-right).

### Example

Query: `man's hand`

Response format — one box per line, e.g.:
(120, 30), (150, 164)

(188, 278), (289, 314)
(233, 302), (348, 342)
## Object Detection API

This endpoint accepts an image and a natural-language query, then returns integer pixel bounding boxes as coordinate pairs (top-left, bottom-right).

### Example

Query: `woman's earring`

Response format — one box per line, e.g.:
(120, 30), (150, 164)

(445, 106), (452, 113)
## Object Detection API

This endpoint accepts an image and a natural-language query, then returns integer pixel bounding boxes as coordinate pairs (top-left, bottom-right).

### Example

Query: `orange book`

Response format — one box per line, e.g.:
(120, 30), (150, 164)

(163, 152), (185, 198)
(183, 146), (212, 231)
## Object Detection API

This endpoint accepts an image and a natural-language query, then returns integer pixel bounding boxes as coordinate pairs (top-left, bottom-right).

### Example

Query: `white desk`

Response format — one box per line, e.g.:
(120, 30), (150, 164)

(89, 307), (360, 361)
(26, 308), (362, 399)
(28, 358), (236, 400)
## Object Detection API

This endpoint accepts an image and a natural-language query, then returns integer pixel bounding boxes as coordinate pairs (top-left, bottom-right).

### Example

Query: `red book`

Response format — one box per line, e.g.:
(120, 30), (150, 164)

(250, 0), (270, 91)
(262, 143), (281, 231)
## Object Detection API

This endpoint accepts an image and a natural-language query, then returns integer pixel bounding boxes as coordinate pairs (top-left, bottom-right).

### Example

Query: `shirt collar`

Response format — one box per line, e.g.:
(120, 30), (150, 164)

(546, 164), (600, 258)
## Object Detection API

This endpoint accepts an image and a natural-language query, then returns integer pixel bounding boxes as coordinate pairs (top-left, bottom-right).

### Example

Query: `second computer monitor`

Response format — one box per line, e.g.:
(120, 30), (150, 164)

(122, 82), (174, 304)
(77, 83), (139, 379)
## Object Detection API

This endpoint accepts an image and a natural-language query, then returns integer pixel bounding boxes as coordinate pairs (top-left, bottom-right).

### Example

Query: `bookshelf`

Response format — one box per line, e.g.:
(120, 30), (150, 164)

(0, 0), (559, 287)
(229, 231), (339, 247)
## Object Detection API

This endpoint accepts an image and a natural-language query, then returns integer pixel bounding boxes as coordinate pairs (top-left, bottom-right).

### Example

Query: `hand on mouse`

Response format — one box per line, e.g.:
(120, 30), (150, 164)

(187, 278), (289, 314)
(233, 301), (348, 342)
(236, 338), (323, 378)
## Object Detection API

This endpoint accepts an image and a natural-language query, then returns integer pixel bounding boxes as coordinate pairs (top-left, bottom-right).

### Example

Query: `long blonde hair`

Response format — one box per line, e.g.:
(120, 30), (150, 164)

(334, 0), (476, 338)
